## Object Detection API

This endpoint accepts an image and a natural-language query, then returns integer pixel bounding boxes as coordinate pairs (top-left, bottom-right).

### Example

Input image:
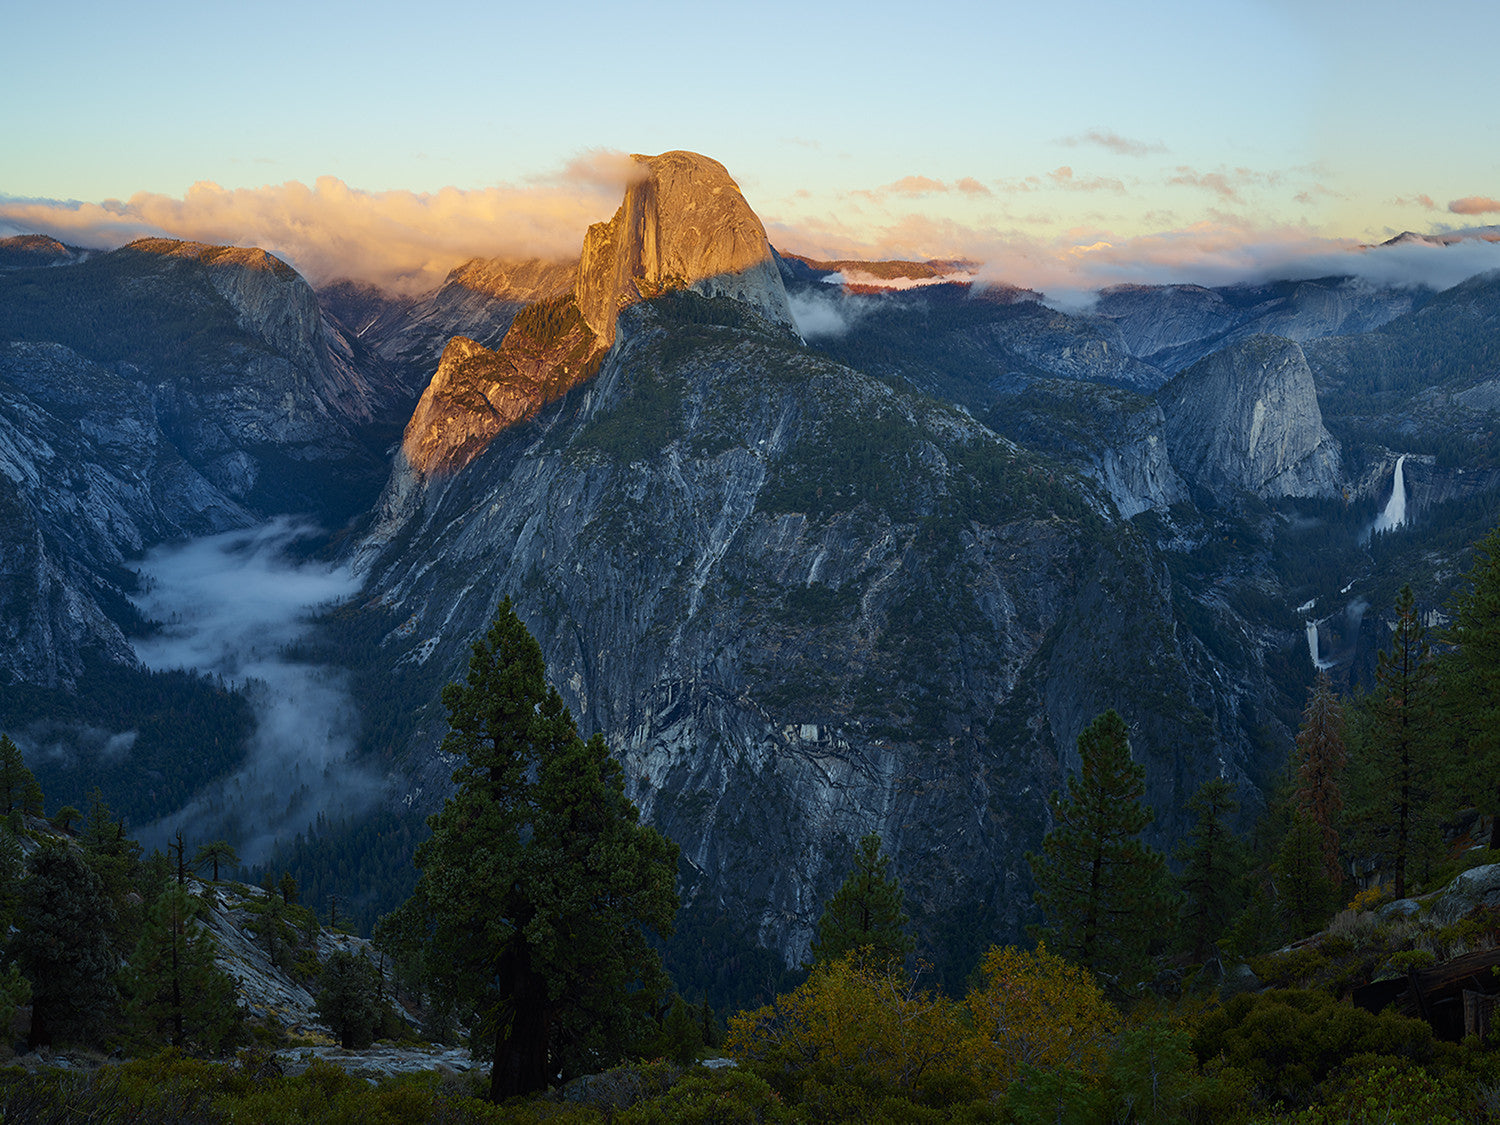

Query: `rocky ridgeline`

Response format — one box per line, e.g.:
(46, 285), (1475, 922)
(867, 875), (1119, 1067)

(395, 151), (796, 478)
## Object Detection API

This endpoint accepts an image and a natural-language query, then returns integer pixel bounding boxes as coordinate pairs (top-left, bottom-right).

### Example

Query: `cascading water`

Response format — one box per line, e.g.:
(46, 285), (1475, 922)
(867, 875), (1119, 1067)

(1373, 454), (1408, 533)
(1305, 619), (1333, 670)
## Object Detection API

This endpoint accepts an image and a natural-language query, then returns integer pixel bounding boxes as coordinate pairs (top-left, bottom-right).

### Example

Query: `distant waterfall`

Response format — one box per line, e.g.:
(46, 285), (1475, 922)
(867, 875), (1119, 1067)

(1305, 619), (1333, 670)
(1374, 455), (1408, 533)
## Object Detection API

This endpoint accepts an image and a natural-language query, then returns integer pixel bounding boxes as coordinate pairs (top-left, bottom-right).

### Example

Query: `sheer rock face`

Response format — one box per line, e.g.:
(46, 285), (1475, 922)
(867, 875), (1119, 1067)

(0, 341), (251, 686)
(397, 151), (792, 479)
(574, 151), (794, 345)
(400, 316), (599, 478)
(1157, 335), (1341, 501)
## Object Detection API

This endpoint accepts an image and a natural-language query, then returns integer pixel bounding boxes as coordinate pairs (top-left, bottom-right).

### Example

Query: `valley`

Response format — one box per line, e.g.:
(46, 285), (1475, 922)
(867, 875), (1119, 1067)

(2, 151), (1499, 1000)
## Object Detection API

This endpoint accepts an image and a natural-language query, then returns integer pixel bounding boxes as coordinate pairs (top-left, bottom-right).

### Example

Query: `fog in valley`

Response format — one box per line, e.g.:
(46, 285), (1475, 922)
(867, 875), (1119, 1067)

(130, 518), (382, 864)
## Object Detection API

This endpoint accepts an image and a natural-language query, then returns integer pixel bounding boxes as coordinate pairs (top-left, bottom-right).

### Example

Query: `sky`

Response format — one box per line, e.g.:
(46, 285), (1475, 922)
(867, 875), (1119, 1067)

(2, 0), (1498, 297)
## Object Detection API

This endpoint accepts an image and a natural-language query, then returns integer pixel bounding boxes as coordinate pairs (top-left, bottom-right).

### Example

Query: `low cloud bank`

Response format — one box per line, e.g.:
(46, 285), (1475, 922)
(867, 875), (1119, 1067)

(0, 151), (638, 294)
(130, 518), (379, 864)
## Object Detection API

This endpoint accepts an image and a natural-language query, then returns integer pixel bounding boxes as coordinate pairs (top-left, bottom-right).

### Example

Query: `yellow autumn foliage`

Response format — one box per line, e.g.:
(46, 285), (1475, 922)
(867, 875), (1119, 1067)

(965, 941), (1119, 1085)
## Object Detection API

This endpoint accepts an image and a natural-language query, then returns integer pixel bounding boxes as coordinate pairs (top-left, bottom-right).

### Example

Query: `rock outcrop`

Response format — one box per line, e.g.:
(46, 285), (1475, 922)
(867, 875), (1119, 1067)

(320, 256), (576, 385)
(395, 151), (794, 479)
(993, 380), (1186, 517)
(574, 151), (794, 345)
(352, 297), (1270, 973)
(0, 341), (251, 685)
(1157, 335), (1341, 501)
(0, 238), (417, 519)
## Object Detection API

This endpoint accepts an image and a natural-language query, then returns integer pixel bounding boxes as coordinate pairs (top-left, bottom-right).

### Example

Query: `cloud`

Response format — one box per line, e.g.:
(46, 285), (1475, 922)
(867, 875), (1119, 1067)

(1060, 130), (1166, 157)
(768, 209), (1500, 311)
(884, 175), (948, 197)
(130, 517), (381, 863)
(849, 174), (993, 202)
(1047, 166), (1126, 193)
(1166, 165), (1281, 203)
(0, 151), (643, 294)
(1394, 193), (1438, 210)
(787, 289), (876, 340)
(1451, 196), (1500, 215)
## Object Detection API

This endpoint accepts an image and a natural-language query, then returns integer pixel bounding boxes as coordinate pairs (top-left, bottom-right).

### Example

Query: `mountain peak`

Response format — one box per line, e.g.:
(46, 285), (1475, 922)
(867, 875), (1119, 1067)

(574, 150), (794, 345)
(397, 151), (793, 479)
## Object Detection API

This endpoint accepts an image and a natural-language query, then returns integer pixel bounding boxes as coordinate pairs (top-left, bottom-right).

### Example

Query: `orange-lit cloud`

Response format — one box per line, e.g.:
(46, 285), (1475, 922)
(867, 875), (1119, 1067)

(1060, 130), (1166, 157)
(848, 174), (994, 202)
(1394, 193), (1438, 210)
(1450, 196), (1500, 215)
(0, 152), (643, 293)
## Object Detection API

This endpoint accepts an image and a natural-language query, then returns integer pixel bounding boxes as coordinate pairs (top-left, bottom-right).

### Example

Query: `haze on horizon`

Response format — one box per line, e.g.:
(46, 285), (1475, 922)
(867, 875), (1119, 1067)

(2, 0), (1497, 299)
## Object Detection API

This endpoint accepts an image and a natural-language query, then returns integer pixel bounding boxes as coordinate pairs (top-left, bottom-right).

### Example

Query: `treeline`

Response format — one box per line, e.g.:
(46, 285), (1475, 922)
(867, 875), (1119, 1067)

(0, 655), (253, 829)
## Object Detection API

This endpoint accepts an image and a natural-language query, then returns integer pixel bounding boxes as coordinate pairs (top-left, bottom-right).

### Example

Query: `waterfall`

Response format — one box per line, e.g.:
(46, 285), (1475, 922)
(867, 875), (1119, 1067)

(1374, 454), (1408, 533)
(1306, 619), (1333, 670)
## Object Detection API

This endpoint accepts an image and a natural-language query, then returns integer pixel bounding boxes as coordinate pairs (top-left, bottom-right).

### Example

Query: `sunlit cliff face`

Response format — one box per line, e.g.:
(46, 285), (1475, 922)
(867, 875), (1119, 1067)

(398, 151), (794, 479)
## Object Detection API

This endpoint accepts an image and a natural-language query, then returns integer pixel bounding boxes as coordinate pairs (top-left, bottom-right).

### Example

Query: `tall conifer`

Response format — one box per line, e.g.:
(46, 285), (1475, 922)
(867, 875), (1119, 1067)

(810, 832), (914, 967)
(1028, 710), (1169, 988)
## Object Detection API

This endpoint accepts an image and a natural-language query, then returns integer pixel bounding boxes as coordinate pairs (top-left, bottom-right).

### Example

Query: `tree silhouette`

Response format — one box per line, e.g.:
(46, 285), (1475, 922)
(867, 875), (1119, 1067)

(377, 599), (679, 1099)
(810, 832), (914, 967)
(1294, 671), (1346, 883)
(1028, 710), (1169, 988)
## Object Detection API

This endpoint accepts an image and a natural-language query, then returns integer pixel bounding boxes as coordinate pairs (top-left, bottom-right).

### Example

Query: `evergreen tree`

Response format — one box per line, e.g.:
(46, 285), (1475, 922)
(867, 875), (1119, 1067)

(1176, 778), (1248, 962)
(1293, 671), (1346, 882)
(377, 599), (679, 1100)
(1273, 809), (1341, 937)
(15, 840), (119, 1048)
(1356, 585), (1441, 898)
(80, 788), (144, 954)
(0, 734), (42, 816)
(316, 949), (383, 1049)
(1028, 710), (1170, 988)
(810, 832), (914, 967)
(120, 885), (243, 1054)
(1441, 524), (1500, 847)
(193, 840), (239, 882)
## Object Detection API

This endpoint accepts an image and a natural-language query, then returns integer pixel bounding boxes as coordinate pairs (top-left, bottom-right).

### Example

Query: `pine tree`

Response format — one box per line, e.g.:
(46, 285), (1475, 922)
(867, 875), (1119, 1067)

(0, 734), (42, 816)
(1028, 710), (1170, 988)
(1176, 778), (1248, 962)
(810, 832), (914, 967)
(1273, 809), (1341, 937)
(377, 599), (679, 1100)
(80, 788), (144, 954)
(1294, 671), (1347, 883)
(121, 885), (243, 1053)
(193, 840), (239, 882)
(316, 949), (383, 1049)
(1441, 524), (1500, 847)
(15, 840), (119, 1048)
(1359, 585), (1441, 898)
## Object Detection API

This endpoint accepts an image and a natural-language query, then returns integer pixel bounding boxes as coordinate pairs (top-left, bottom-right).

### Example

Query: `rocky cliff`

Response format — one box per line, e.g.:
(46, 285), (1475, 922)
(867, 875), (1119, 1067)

(349, 292), (1273, 975)
(393, 151), (795, 479)
(320, 256), (576, 387)
(1158, 335), (1342, 501)
(574, 151), (794, 345)
(0, 239), (416, 519)
(991, 380), (1186, 518)
(0, 341), (250, 685)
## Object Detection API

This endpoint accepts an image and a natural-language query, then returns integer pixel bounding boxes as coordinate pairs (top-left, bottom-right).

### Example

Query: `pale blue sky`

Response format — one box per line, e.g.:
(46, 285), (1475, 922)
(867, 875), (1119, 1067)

(3, 0), (1496, 292)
